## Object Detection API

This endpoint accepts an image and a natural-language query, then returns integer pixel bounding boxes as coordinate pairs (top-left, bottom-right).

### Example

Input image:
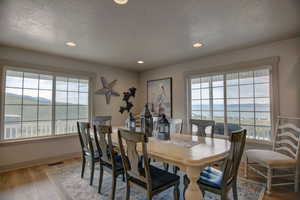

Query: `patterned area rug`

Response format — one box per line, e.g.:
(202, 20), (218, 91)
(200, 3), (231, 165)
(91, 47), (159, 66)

(46, 163), (265, 200)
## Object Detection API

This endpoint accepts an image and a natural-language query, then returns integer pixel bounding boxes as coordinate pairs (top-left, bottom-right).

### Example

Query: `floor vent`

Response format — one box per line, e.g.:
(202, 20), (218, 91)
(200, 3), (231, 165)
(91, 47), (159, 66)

(48, 161), (64, 166)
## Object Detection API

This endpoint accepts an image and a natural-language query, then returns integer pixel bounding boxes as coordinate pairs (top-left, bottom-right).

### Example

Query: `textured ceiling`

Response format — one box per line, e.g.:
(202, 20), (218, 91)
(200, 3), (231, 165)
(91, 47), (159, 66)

(0, 0), (299, 71)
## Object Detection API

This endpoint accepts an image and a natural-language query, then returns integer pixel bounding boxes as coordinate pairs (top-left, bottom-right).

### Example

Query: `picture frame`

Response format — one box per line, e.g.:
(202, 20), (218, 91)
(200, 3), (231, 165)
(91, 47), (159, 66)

(147, 77), (172, 118)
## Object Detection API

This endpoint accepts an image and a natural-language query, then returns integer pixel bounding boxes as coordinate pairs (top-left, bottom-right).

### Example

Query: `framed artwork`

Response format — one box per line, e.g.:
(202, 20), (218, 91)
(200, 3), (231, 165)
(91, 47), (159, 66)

(147, 77), (172, 118)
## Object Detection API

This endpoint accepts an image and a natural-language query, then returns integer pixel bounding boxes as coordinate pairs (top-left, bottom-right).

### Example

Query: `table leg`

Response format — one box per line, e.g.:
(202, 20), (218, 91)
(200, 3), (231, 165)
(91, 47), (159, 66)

(185, 166), (204, 200)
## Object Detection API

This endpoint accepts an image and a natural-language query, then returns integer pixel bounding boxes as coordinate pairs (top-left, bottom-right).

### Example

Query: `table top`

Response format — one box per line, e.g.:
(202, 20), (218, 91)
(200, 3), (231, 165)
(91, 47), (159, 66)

(111, 127), (231, 168)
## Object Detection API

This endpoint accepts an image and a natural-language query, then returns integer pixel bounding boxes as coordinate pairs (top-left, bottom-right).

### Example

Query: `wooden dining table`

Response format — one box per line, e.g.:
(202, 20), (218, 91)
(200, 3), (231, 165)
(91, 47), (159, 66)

(111, 127), (231, 200)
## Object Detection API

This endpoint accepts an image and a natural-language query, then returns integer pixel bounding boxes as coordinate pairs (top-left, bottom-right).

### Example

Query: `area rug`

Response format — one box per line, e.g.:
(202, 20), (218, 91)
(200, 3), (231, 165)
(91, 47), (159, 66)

(46, 163), (265, 200)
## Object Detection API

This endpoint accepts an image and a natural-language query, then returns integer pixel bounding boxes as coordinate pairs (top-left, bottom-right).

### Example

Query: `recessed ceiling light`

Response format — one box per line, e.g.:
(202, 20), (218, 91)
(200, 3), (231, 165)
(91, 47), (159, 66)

(137, 61), (144, 64)
(65, 41), (77, 47)
(193, 42), (203, 48)
(114, 0), (128, 5)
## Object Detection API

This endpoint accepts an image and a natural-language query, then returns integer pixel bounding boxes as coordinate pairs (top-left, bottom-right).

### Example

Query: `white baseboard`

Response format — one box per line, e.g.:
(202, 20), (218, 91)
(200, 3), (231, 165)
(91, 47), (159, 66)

(0, 152), (81, 173)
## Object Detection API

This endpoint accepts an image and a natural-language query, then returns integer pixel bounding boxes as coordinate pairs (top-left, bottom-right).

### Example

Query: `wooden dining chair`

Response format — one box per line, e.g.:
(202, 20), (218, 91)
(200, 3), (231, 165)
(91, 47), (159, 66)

(118, 128), (180, 200)
(94, 116), (112, 126)
(93, 125), (124, 199)
(170, 118), (183, 134)
(245, 116), (300, 193)
(77, 122), (100, 186)
(152, 116), (160, 133)
(190, 119), (215, 137)
(184, 129), (247, 200)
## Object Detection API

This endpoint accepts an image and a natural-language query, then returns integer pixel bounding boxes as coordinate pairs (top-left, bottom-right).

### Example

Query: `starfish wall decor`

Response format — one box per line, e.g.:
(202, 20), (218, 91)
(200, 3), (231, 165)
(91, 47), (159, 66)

(95, 77), (120, 104)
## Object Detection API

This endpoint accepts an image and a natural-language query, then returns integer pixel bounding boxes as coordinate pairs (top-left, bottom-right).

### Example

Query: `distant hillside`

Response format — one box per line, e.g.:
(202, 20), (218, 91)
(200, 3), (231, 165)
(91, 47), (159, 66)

(5, 92), (84, 105)
(6, 92), (51, 104)
(5, 93), (87, 122)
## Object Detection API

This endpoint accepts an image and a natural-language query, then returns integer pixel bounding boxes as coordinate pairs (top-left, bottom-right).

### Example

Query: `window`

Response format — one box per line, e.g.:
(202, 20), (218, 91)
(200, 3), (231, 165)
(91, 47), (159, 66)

(2, 69), (90, 140)
(190, 68), (272, 140)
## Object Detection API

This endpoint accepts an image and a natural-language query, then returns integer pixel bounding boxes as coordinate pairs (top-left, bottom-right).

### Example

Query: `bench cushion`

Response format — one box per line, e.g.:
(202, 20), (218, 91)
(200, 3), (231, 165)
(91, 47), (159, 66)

(245, 149), (296, 168)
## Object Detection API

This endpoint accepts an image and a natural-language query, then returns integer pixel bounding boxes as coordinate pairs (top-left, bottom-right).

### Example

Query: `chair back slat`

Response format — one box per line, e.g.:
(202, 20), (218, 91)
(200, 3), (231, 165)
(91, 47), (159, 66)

(77, 122), (94, 155)
(153, 117), (159, 131)
(275, 147), (296, 159)
(190, 119), (215, 137)
(276, 139), (298, 152)
(273, 117), (300, 160)
(222, 129), (247, 186)
(170, 118), (183, 134)
(93, 125), (116, 166)
(278, 131), (299, 142)
(94, 116), (112, 126)
(118, 129), (151, 186)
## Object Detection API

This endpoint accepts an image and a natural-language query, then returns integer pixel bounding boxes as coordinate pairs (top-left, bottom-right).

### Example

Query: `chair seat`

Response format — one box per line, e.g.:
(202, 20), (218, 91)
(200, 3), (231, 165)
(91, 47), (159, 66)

(245, 149), (296, 168)
(198, 167), (223, 189)
(130, 165), (180, 191)
(101, 154), (124, 172)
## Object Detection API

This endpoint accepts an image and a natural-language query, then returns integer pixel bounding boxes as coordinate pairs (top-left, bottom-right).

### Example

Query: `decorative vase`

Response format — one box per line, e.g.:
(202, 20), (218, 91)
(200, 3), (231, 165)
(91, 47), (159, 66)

(126, 112), (136, 130)
(141, 104), (153, 137)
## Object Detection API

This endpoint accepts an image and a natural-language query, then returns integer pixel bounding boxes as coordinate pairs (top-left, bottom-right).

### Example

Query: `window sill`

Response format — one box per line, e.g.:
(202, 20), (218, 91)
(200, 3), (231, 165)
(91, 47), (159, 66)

(0, 133), (78, 147)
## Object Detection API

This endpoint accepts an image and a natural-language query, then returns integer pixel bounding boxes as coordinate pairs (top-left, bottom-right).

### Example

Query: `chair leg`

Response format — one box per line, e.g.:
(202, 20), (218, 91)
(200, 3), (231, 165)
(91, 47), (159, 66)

(81, 157), (86, 178)
(90, 161), (95, 186)
(221, 194), (228, 200)
(147, 192), (152, 200)
(173, 183), (180, 200)
(125, 181), (130, 200)
(244, 157), (248, 178)
(111, 174), (116, 200)
(232, 180), (238, 200)
(295, 166), (299, 192)
(183, 175), (189, 199)
(98, 164), (104, 194)
(163, 163), (169, 171)
(122, 172), (125, 182)
(173, 166), (179, 174)
(267, 168), (272, 194)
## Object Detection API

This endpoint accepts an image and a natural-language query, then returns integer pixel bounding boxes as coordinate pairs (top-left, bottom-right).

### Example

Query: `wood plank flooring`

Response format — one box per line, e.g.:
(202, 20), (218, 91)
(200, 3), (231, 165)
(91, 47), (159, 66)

(0, 158), (299, 200)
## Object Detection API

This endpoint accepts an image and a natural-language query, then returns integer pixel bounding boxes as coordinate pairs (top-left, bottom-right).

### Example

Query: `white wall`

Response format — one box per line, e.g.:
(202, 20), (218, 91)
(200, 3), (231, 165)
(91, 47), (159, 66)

(0, 46), (139, 168)
(139, 37), (300, 130)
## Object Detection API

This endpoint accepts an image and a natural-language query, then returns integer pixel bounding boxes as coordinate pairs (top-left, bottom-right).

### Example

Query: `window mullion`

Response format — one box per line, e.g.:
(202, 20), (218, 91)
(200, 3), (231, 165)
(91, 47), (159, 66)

(223, 74), (228, 136)
(238, 73), (241, 128)
(66, 78), (69, 133)
(253, 71), (256, 139)
(52, 76), (56, 136)
(37, 74), (40, 137)
(20, 72), (24, 138)
(209, 77), (213, 120)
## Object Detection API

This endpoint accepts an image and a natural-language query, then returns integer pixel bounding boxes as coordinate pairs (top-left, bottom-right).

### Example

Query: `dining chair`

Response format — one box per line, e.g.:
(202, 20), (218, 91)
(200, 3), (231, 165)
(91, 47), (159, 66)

(164, 118), (183, 172)
(93, 125), (124, 199)
(170, 118), (183, 134)
(94, 116), (112, 126)
(183, 129), (247, 200)
(77, 122), (100, 186)
(245, 116), (300, 193)
(152, 116), (160, 133)
(190, 119), (215, 137)
(117, 128), (180, 200)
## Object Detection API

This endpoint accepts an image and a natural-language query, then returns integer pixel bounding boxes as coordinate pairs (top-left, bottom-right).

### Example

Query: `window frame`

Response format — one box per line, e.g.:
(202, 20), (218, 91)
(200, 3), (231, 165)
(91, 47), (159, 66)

(185, 57), (279, 144)
(0, 66), (92, 141)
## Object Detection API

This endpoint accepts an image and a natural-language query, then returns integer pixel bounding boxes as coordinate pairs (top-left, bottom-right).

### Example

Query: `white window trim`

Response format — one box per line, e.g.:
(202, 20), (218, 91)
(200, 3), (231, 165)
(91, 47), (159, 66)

(0, 65), (93, 142)
(184, 56), (280, 144)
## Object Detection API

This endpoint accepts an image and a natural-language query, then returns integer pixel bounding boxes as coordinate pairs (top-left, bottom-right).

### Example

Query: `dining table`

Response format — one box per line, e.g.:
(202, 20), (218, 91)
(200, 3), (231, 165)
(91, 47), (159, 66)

(111, 127), (231, 200)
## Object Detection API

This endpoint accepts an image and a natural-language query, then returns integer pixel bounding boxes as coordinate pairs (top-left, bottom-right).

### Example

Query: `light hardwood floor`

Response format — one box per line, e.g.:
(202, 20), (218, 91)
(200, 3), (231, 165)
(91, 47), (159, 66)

(0, 158), (299, 200)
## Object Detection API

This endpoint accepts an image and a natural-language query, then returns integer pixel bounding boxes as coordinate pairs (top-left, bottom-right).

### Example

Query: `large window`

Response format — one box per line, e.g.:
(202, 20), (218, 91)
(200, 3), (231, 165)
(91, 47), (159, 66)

(190, 67), (272, 140)
(2, 69), (90, 140)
